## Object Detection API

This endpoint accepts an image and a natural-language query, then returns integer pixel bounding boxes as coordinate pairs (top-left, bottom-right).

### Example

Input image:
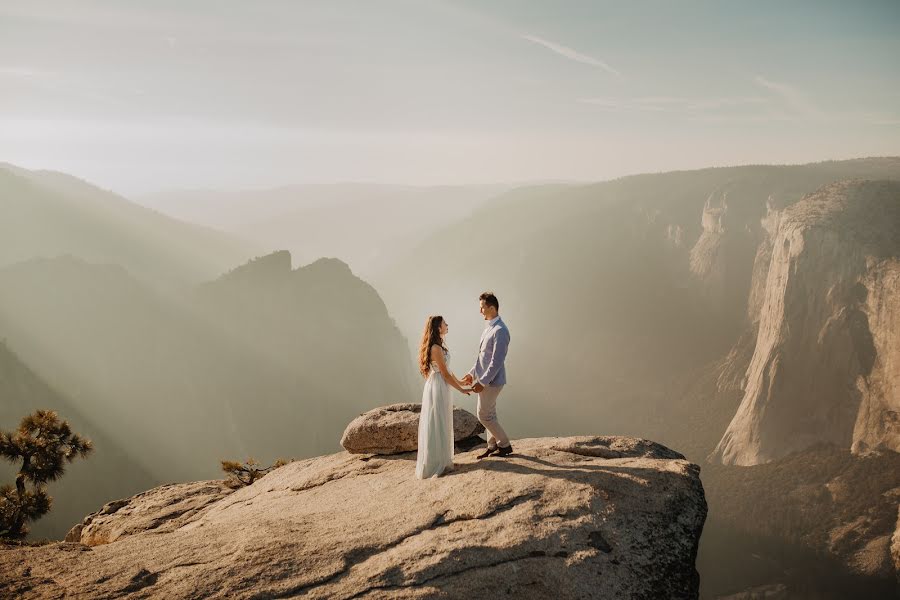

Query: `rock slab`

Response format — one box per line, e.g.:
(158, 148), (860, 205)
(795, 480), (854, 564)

(1, 436), (707, 599)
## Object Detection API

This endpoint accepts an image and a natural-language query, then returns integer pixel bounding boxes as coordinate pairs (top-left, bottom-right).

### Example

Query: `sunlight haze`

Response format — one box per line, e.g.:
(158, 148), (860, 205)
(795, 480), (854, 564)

(1, 0), (899, 194)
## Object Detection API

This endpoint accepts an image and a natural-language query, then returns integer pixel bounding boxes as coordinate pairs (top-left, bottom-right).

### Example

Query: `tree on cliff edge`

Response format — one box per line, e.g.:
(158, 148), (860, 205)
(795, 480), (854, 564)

(0, 410), (93, 539)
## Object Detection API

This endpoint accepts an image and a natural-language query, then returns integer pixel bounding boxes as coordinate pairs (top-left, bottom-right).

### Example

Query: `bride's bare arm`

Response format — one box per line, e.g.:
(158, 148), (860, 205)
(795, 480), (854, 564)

(431, 345), (471, 394)
(449, 371), (467, 387)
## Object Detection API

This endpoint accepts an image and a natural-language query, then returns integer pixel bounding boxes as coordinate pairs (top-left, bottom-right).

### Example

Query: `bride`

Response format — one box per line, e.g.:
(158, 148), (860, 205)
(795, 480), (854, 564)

(415, 315), (472, 479)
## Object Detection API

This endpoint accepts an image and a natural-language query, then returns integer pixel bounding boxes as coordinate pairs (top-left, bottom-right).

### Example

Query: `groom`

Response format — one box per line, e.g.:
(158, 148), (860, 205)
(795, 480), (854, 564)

(462, 292), (513, 459)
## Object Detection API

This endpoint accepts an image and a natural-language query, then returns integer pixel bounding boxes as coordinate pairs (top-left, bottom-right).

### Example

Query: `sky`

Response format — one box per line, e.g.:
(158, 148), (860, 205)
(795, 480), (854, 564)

(1, 0), (899, 195)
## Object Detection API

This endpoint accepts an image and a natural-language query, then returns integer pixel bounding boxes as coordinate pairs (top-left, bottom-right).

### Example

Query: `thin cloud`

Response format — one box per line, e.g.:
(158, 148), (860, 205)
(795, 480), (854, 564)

(579, 95), (769, 114)
(687, 96), (768, 110)
(634, 96), (688, 104)
(0, 66), (124, 106)
(578, 96), (678, 112)
(753, 75), (824, 118)
(521, 34), (620, 76)
(578, 97), (625, 110)
(0, 66), (44, 79)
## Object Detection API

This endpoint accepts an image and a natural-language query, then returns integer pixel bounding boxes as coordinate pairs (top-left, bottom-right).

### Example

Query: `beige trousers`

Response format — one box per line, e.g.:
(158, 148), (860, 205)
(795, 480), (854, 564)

(476, 384), (510, 448)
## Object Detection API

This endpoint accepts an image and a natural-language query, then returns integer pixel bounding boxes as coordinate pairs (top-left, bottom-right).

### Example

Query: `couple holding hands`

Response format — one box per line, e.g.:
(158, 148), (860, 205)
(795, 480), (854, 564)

(415, 292), (512, 480)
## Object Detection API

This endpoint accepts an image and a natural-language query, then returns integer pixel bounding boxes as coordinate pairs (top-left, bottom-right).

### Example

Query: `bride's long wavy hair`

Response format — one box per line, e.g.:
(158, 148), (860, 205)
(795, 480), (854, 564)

(418, 315), (447, 379)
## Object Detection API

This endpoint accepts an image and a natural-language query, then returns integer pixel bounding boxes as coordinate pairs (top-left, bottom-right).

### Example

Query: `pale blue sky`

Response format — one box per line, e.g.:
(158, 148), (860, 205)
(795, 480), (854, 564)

(1, 0), (898, 194)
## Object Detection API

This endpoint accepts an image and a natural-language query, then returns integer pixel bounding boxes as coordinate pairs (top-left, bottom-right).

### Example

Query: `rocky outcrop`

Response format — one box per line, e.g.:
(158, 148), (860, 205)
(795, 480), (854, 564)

(1, 436), (707, 599)
(744, 196), (785, 324)
(853, 259), (900, 455)
(712, 180), (900, 465)
(340, 403), (484, 454)
(689, 189), (731, 309)
(687, 184), (770, 326)
(893, 504), (900, 580)
(701, 445), (900, 589)
(64, 480), (234, 546)
(715, 326), (758, 394)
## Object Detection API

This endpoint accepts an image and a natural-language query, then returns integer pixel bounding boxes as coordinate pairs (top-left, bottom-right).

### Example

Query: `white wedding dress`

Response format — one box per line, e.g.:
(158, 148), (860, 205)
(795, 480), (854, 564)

(415, 348), (454, 479)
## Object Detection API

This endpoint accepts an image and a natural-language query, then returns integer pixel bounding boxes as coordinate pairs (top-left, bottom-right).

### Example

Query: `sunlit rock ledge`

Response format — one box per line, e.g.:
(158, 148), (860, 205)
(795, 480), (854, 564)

(1, 435), (707, 599)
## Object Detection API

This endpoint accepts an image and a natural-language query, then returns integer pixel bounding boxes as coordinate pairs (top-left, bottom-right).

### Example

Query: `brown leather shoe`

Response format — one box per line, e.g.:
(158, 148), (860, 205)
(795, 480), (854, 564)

(477, 446), (498, 460)
(495, 444), (513, 457)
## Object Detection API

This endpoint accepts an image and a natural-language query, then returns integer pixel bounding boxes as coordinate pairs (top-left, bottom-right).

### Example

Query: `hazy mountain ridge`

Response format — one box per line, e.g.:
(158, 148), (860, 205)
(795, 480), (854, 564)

(0, 251), (414, 540)
(138, 183), (511, 277)
(195, 251), (417, 452)
(0, 163), (260, 287)
(375, 158), (900, 445)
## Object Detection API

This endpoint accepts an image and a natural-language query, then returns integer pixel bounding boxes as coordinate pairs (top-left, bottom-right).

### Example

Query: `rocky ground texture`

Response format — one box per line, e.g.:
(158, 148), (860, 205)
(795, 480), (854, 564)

(1, 435), (706, 599)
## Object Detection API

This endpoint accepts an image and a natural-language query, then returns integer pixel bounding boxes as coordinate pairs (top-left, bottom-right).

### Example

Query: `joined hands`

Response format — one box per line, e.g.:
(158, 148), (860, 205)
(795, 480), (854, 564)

(459, 374), (483, 394)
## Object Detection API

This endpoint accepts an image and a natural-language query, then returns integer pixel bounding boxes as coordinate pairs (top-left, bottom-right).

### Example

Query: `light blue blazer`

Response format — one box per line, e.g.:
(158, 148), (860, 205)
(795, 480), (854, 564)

(468, 317), (510, 387)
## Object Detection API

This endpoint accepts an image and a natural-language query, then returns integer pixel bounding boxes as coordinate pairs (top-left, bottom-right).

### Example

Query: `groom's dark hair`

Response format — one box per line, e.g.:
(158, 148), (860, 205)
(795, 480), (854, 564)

(479, 292), (499, 310)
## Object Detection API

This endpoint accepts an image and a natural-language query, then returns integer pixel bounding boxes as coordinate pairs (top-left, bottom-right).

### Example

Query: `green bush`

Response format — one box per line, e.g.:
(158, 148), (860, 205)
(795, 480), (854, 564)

(0, 410), (93, 539)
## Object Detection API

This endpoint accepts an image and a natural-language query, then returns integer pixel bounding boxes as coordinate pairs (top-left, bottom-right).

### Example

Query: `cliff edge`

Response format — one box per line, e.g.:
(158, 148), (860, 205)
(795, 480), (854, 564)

(1, 436), (707, 599)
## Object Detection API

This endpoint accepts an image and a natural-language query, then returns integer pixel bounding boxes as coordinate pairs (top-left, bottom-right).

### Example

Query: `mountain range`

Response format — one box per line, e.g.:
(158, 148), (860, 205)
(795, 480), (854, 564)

(1, 157), (898, 596)
(138, 183), (508, 278)
(0, 163), (259, 288)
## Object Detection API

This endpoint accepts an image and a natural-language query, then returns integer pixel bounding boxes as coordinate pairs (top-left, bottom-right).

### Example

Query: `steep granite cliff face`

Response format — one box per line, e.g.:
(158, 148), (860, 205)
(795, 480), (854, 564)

(744, 196), (788, 325)
(854, 259), (900, 455)
(712, 180), (900, 466)
(688, 186), (760, 320)
(0, 436), (707, 599)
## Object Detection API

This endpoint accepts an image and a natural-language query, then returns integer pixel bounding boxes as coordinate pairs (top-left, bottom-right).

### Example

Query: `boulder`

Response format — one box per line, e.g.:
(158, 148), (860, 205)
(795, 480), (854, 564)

(340, 403), (484, 454)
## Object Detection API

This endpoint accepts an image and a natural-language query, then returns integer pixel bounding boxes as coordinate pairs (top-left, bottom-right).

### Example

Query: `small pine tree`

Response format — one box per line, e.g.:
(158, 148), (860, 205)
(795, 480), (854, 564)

(220, 457), (291, 488)
(0, 410), (93, 539)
